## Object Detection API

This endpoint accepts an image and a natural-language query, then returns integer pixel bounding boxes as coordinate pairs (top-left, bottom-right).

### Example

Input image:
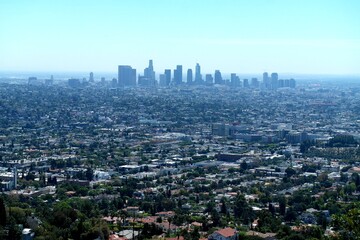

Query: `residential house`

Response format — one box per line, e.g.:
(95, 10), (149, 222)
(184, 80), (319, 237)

(208, 227), (237, 240)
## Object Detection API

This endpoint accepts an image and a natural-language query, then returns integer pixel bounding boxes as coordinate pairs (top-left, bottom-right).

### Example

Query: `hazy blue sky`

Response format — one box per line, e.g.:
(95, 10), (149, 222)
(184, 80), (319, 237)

(0, 0), (359, 75)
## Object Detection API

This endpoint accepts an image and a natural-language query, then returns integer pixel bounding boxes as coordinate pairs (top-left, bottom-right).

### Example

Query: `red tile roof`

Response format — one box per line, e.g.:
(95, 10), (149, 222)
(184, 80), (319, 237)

(216, 228), (236, 237)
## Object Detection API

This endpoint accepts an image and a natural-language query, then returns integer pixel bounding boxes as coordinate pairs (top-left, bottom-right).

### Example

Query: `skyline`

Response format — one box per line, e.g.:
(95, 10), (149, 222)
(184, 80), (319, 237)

(1, 0), (360, 75)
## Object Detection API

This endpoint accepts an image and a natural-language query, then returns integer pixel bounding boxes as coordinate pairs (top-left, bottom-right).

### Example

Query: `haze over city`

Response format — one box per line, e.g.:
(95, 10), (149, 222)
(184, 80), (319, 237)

(1, 0), (360, 75)
(3, 1), (360, 240)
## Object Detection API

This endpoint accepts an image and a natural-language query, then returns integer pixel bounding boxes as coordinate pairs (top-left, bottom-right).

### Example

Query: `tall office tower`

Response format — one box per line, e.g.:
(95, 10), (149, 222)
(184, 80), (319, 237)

(89, 72), (94, 82)
(112, 78), (117, 87)
(173, 65), (183, 85)
(139, 60), (156, 87)
(205, 74), (213, 84)
(289, 78), (296, 88)
(195, 63), (202, 83)
(68, 78), (81, 88)
(164, 69), (171, 86)
(118, 65), (137, 86)
(263, 72), (270, 89)
(230, 73), (237, 83)
(243, 78), (250, 88)
(144, 59), (156, 81)
(278, 79), (284, 88)
(45, 75), (54, 86)
(284, 79), (290, 87)
(251, 78), (259, 88)
(230, 73), (240, 87)
(28, 77), (39, 85)
(187, 69), (193, 84)
(159, 74), (167, 86)
(271, 72), (278, 90)
(214, 70), (223, 84)
(138, 75), (156, 87)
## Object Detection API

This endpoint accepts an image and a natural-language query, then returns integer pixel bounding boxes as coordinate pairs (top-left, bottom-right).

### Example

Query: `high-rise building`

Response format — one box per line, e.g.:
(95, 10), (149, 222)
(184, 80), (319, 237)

(284, 79), (290, 88)
(187, 69), (193, 84)
(144, 60), (155, 81)
(251, 78), (259, 88)
(89, 72), (94, 82)
(164, 69), (171, 86)
(289, 78), (296, 88)
(173, 65), (182, 85)
(243, 79), (249, 88)
(139, 60), (156, 87)
(271, 72), (278, 89)
(230, 73), (237, 82)
(205, 74), (213, 84)
(45, 75), (54, 86)
(278, 79), (284, 88)
(111, 78), (117, 87)
(28, 77), (41, 85)
(195, 63), (202, 83)
(118, 65), (136, 86)
(214, 70), (223, 84)
(231, 73), (240, 87)
(68, 78), (81, 88)
(263, 72), (270, 89)
(159, 74), (167, 86)
(138, 76), (156, 87)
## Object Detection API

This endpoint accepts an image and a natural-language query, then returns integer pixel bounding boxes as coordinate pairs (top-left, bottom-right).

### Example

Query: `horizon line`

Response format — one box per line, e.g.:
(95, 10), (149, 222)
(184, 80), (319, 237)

(1, 70), (360, 77)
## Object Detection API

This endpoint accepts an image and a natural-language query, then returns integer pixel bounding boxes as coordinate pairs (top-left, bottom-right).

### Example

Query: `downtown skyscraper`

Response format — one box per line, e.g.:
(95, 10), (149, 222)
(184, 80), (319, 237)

(118, 65), (136, 86)
(195, 63), (202, 84)
(173, 65), (182, 85)
(187, 69), (193, 84)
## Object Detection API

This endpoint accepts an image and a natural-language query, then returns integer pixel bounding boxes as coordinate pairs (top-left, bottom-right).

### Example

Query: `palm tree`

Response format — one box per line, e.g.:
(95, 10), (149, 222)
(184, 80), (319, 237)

(168, 216), (173, 233)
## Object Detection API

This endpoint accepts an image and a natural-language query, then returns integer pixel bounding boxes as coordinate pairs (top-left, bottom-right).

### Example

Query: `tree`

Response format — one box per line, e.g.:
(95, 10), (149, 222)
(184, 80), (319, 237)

(276, 225), (292, 239)
(300, 140), (315, 153)
(234, 194), (254, 225)
(181, 228), (191, 240)
(282, 233), (305, 240)
(86, 167), (94, 181)
(268, 203), (275, 216)
(317, 212), (328, 230)
(190, 227), (200, 240)
(332, 207), (360, 239)
(142, 223), (162, 239)
(211, 209), (221, 227)
(79, 219), (109, 240)
(205, 201), (216, 213)
(220, 198), (227, 214)
(284, 207), (297, 223)
(240, 160), (248, 171)
(25, 172), (35, 181)
(328, 135), (357, 147)
(285, 167), (296, 178)
(8, 219), (22, 240)
(279, 197), (286, 216)
(340, 172), (348, 183)
(256, 210), (281, 233)
(0, 198), (6, 226)
(352, 173), (360, 188)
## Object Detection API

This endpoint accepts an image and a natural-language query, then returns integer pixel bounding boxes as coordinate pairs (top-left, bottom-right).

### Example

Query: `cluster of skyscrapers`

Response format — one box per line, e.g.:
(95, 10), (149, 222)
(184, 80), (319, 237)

(116, 60), (296, 89)
(262, 72), (296, 89)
